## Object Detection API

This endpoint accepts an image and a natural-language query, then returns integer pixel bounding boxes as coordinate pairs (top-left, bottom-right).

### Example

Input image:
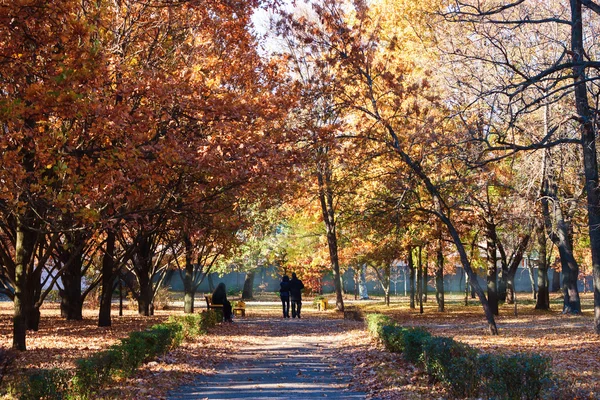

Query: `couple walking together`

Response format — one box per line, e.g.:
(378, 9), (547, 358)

(279, 273), (304, 318)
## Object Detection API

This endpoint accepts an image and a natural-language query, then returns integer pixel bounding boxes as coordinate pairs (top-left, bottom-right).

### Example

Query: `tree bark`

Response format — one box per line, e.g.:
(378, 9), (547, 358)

(423, 252), (428, 303)
(527, 258), (537, 300)
(242, 271), (255, 300)
(571, 0), (600, 333)
(408, 249), (415, 309)
(358, 263), (369, 299)
(551, 268), (561, 292)
(317, 160), (344, 311)
(541, 151), (581, 314)
(59, 232), (86, 320)
(98, 230), (116, 327)
(417, 247), (424, 314)
(535, 218), (550, 310)
(183, 233), (195, 314)
(436, 241), (445, 312)
(13, 215), (36, 351)
(485, 221), (499, 315)
(132, 234), (154, 316)
(506, 235), (530, 304)
(464, 270), (469, 306)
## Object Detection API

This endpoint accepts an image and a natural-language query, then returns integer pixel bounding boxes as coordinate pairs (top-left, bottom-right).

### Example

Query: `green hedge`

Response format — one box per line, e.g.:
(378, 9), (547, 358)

(11, 310), (220, 400)
(365, 313), (552, 399)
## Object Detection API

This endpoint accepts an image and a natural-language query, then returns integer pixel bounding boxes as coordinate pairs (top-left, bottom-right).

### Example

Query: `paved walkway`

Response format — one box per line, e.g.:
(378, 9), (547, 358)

(167, 317), (369, 400)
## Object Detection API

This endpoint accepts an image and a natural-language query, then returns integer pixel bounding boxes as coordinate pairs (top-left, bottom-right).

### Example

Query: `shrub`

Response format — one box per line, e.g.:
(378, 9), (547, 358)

(400, 327), (432, 364)
(10, 311), (221, 399)
(169, 314), (201, 339)
(198, 310), (220, 332)
(72, 348), (121, 397)
(365, 314), (392, 338)
(364, 316), (552, 399)
(381, 325), (407, 353)
(14, 368), (71, 400)
(478, 353), (552, 400)
(420, 336), (480, 398)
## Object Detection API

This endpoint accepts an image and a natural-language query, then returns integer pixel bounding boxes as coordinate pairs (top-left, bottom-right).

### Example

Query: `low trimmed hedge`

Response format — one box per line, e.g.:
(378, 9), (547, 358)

(366, 313), (552, 399)
(10, 310), (220, 400)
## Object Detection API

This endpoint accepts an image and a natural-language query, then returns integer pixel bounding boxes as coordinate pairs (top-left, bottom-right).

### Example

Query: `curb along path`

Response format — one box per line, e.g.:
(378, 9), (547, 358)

(167, 317), (369, 400)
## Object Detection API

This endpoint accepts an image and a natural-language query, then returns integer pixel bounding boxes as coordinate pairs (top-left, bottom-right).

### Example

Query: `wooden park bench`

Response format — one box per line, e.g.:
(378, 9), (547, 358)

(204, 295), (224, 311)
(204, 295), (246, 318)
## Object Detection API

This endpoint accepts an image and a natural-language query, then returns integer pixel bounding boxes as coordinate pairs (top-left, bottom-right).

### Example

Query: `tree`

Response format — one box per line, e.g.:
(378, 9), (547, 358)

(0, 0), (106, 350)
(440, 0), (600, 332)
(291, 0), (499, 333)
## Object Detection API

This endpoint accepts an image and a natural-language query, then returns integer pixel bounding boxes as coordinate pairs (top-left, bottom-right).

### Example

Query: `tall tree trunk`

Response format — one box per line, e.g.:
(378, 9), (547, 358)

(27, 264), (42, 331)
(408, 248), (415, 309)
(423, 252), (428, 303)
(242, 271), (255, 300)
(527, 258), (537, 300)
(359, 263), (368, 299)
(137, 274), (153, 316)
(183, 233), (195, 314)
(60, 233), (86, 320)
(384, 264), (391, 306)
(506, 235), (531, 304)
(13, 215), (36, 351)
(418, 247), (424, 314)
(436, 241), (445, 312)
(485, 221), (499, 316)
(464, 270), (469, 306)
(541, 151), (581, 314)
(317, 164), (344, 311)
(550, 268), (561, 292)
(571, 0), (600, 333)
(132, 234), (154, 317)
(498, 261), (508, 303)
(98, 230), (116, 327)
(535, 218), (550, 310)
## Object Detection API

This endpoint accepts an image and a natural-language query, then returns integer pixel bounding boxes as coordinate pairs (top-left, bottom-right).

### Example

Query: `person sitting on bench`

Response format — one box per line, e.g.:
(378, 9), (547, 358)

(212, 282), (233, 322)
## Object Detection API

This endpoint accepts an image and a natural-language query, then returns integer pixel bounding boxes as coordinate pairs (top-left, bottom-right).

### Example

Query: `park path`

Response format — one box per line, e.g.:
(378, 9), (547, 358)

(167, 317), (370, 400)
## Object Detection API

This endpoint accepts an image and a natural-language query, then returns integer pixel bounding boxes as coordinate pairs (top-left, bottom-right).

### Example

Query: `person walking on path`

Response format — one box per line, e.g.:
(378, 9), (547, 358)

(279, 275), (291, 318)
(289, 272), (304, 318)
(211, 282), (233, 322)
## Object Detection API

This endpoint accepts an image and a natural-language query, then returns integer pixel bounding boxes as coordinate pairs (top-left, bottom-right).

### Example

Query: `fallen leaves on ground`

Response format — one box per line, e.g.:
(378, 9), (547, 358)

(1, 295), (600, 399)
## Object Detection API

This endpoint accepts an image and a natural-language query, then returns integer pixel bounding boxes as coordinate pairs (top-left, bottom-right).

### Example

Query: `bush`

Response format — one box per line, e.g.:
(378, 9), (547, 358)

(198, 310), (220, 332)
(72, 348), (122, 397)
(478, 353), (552, 400)
(365, 314), (393, 338)
(380, 325), (407, 352)
(420, 336), (480, 398)
(170, 314), (201, 338)
(8, 310), (222, 399)
(400, 327), (432, 364)
(364, 317), (551, 399)
(14, 369), (71, 400)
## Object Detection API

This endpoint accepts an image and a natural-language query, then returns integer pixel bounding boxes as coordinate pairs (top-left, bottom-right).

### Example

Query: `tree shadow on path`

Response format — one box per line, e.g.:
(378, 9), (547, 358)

(168, 317), (371, 400)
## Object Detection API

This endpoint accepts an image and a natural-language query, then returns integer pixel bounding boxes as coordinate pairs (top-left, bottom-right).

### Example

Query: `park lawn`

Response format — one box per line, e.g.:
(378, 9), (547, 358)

(0, 293), (598, 399)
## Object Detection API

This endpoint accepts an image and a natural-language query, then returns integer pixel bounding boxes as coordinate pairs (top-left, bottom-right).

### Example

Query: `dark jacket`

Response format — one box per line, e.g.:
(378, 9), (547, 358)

(212, 283), (229, 306)
(289, 277), (304, 301)
(280, 280), (290, 298)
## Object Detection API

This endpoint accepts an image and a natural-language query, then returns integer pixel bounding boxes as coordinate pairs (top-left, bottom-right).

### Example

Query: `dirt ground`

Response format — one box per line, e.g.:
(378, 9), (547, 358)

(0, 293), (599, 399)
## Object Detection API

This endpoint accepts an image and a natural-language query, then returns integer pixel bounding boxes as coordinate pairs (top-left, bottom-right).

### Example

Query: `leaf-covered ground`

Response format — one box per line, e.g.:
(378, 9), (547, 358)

(0, 293), (598, 399)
